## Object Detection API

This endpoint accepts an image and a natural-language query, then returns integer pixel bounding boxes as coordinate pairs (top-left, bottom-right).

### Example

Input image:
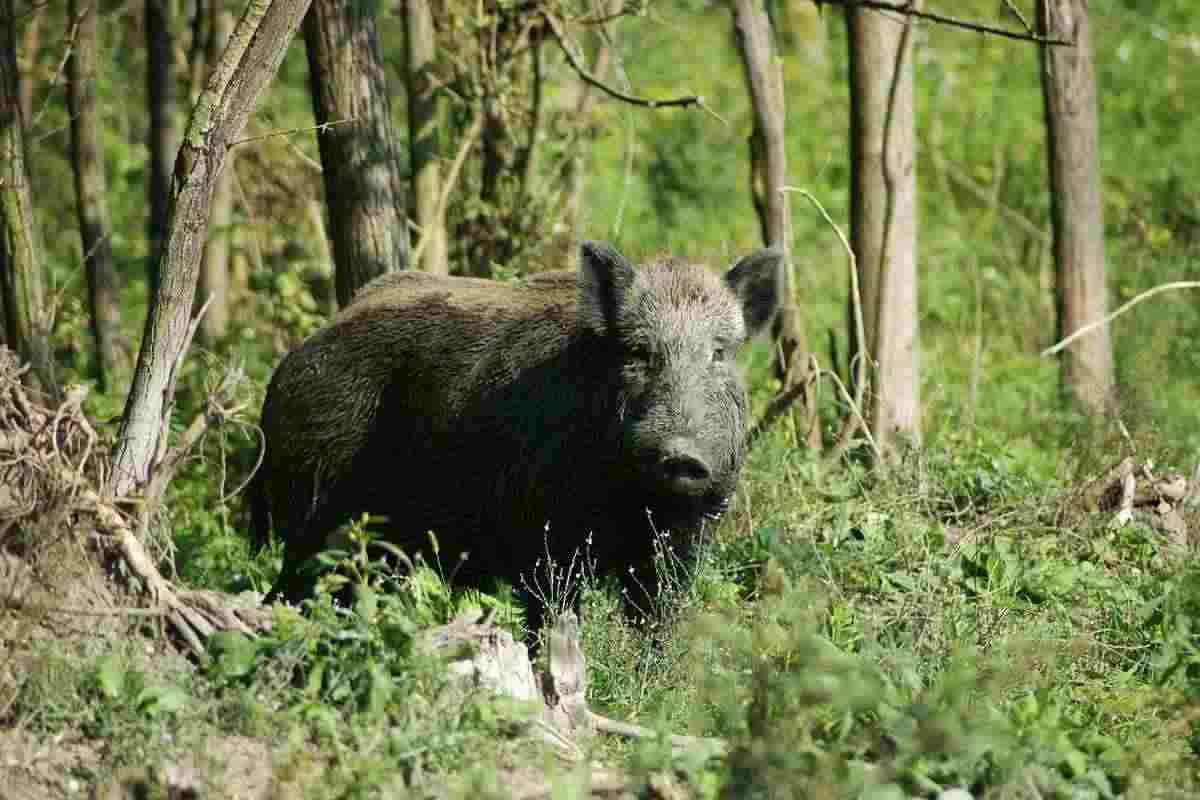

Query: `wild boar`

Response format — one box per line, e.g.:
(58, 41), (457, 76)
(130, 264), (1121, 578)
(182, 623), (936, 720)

(251, 241), (782, 625)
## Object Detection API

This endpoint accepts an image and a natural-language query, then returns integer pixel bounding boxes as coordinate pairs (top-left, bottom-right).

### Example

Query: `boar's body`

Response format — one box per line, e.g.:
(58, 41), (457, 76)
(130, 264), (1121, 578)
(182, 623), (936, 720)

(253, 243), (782, 616)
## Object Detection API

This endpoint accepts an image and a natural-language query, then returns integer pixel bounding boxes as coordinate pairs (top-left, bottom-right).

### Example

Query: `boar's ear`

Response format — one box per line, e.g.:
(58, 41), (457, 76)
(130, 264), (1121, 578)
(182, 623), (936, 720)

(725, 247), (785, 338)
(578, 241), (637, 334)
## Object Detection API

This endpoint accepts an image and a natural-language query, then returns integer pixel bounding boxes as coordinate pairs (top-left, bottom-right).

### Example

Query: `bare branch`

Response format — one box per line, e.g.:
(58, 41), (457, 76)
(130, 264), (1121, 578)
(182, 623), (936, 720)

(823, 365), (881, 462)
(412, 110), (484, 267)
(1000, 0), (1033, 33)
(930, 153), (1049, 243)
(747, 367), (815, 448)
(782, 186), (877, 463)
(567, 5), (634, 26)
(543, 12), (708, 111)
(29, 2), (87, 133)
(821, 0), (1072, 46)
(230, 116), (356, 149)
(1041, 281), (1200, 357)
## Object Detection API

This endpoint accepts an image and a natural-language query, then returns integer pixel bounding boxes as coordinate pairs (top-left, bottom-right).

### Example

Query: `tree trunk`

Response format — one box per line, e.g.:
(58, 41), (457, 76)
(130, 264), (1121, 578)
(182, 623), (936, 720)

(110, 0), (312, 498)
(732, 0), (819, 450)
(17, 0), (39, 124)
(515, 36), (543, 205)
(198, 0), (234, 343)
(471, 89), (505, 279)
(67, 0), (122, 391)
(304, 0), (409, 307)
(1038, 0), (1115, 416)
(403, 0), (446, 274)
(146, 0), (178, 294)
(0, 0), (55, 397)
(846, 4), (921, 458)
(562, 4), (617, 241)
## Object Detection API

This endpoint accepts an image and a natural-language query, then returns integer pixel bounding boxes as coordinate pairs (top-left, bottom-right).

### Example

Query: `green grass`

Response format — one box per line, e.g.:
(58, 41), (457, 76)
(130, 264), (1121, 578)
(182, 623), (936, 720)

(7, 414), (1200, 795)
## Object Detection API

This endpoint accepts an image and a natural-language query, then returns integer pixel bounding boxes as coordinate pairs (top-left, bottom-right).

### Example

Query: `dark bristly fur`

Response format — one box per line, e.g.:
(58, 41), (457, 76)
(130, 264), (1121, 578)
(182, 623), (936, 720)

(252, 242), (783, 626)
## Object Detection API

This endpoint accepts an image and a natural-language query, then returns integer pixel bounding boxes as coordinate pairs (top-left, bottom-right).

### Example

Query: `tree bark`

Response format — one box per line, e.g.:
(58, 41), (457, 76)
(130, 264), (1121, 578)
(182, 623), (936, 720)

(561, 3), (617, 241)
(515, 36), (543, 205)
(1037, 0), (1115, 416)
(0, 0), (55, 397)
(198, 0), (234, 343)
(403, 0), (446, 274)
(146, 0), (178, 293)
(846, 4), (921, 458)
(67, 0), (122, 391)
(304, 0), (409, 306)
(16, 0), (39, 124)
(472, 89), (505, 279)
(110, 0), (312, 498)
(732, 0), (819, 450)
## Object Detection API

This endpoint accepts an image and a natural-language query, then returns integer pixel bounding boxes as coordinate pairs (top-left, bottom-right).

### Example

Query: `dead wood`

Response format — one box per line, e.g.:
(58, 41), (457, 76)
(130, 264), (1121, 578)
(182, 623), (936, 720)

(1065, 455), (1195, 550)
(422, 609), (726, 770)
(0, 347), (270, 659)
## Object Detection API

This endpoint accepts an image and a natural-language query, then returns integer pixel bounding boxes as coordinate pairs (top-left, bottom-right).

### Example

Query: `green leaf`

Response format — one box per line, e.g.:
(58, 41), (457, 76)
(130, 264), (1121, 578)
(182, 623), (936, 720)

(208, 631), (260, 680)
(366, 663), (392, 716)
(136, 684), (189, 717)
(94, 655), (126, 700)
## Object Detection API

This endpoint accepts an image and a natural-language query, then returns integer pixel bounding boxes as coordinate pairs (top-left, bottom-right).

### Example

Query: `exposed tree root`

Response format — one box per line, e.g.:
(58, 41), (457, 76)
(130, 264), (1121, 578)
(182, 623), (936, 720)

(0, 347), (269, 659)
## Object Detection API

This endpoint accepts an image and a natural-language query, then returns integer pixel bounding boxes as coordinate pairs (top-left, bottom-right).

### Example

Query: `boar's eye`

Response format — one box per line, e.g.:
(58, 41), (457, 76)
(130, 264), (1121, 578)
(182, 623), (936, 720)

(711, 345), (728, 364)
(625, 342), (653, 363)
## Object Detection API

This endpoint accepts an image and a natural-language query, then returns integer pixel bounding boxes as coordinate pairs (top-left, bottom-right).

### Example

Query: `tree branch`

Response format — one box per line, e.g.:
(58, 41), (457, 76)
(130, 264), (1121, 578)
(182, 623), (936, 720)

(109, 0), (312, 497)
(412, 109), (483, 267)
(820, 0), (1072, 46)
(229, 116), (356, 149)
(542, 12), (713, 113)
(782, 186), (878, 462)
(1041, 281), (1200, 357)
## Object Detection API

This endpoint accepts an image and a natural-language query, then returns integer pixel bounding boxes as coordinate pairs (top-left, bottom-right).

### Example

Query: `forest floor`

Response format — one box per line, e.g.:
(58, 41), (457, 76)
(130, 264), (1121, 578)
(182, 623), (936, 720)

(3, 354), (1200, 799)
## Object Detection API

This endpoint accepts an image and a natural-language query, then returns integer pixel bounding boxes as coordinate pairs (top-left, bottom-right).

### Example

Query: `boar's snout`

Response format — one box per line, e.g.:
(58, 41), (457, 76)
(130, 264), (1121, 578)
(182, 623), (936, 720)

(651, 437), (714, 497)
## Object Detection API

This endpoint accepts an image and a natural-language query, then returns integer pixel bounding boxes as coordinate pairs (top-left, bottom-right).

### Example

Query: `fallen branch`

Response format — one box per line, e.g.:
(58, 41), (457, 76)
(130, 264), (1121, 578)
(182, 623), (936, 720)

(424, 610), (727, 764)
(590, 711), (728, 758)
(1070, 456), (1193, 549)
(1041, 281), (1200, 357)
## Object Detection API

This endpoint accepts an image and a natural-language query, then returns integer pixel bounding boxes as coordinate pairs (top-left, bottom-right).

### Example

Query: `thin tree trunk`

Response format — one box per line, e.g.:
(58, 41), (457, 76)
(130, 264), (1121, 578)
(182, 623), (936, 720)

(562, 4), (617, 241)
(199, 164), (233, 342)
(0, 0), (55, 397)
(846, 4), (921, 458)
(304, 0), (409, 306)
(67, 0), (122, 391)
(732, 0), (819, 450)
(1038, 0), (1115, 416)
(515, 35), (543, 204)
(472, 89), (504, 279)
(110, 0), (312, 498)
(17, 0), (39, 124)
(198, 0), (234, 342)
(403, 0), (446, 274)
(147, 0), (178, 294)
